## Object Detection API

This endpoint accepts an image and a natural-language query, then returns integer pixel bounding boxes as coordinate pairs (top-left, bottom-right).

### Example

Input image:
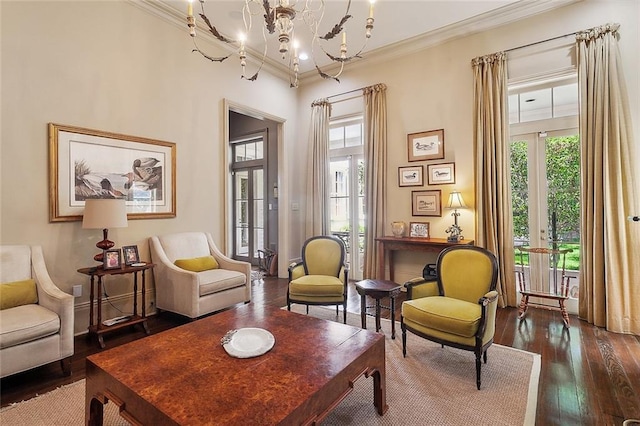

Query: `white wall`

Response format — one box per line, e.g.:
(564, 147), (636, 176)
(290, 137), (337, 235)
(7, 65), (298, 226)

(0, 1), (298, 334)
(294, 0), (640, 284)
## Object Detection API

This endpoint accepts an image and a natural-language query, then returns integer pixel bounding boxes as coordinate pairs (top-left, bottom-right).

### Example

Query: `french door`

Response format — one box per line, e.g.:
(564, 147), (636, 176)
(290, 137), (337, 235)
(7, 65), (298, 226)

(510, 129), (581, 313)
(329, 155), (365, 280)
(231, 135), (266, 265)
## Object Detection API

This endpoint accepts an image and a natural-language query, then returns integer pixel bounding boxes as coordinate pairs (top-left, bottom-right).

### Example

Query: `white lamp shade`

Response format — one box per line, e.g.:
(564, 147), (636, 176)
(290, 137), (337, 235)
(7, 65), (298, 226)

(445, 192), (467, 210)
(82, 199), (128, 229)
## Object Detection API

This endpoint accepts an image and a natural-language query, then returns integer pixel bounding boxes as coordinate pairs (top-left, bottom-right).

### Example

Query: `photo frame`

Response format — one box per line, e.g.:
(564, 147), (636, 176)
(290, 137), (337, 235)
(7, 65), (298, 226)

(122, 245), (140, 266)
(427, 162), (456, 185)
(412, 190), (442, 217)
(408, 129), (445, 162)
(398, 165), (424, 187)
(409, 222), (430, 238)
(48, 123), (177, 222)
(103, 249), (122, 270)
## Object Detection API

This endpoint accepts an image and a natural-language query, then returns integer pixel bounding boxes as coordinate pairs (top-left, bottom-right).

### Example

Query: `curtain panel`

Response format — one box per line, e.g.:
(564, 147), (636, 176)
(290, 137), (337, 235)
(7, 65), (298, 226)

(305, 100), (331, 238)
(472, 52), (516, 308)
(576, 23), (640, 334)
(363, 84), (388, 279)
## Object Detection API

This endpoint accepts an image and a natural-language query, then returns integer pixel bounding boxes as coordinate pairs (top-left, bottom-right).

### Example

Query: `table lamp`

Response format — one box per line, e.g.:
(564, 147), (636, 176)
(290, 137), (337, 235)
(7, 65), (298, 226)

(82, 199), (128, 263)
(445, 191), (467, 242)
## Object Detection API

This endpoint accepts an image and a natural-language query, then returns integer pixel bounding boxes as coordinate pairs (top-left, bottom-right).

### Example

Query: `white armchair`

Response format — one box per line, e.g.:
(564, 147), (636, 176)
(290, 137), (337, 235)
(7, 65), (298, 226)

(0, 245), (74, 378)
(149, 232), (251, 319)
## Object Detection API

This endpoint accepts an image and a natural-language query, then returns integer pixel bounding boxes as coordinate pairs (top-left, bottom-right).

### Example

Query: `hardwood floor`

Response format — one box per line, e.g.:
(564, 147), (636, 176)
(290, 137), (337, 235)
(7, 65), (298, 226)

(2, 276), (639, 425)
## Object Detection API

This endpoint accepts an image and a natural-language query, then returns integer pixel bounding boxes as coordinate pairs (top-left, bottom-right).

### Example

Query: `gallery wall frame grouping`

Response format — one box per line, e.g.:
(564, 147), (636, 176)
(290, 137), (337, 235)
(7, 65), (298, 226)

(49, 123), (176, 222)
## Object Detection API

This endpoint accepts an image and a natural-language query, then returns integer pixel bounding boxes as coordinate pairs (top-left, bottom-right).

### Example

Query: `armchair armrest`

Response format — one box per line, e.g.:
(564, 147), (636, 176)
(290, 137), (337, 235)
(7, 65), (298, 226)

(477, 290), (500, 341)
(288, 262), (304, 281)
(404, 277), (439, 300)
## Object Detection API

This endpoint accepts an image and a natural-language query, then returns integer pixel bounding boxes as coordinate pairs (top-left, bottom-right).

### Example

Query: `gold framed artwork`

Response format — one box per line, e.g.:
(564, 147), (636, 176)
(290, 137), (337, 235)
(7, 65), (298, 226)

(427, 162), (455, 185)
(409, 222), (430, 238)
(398, 165), (424, 187)
(412, 190), (442, 217)
(48, 123), (176, 222)
(408, 129), (444, 162)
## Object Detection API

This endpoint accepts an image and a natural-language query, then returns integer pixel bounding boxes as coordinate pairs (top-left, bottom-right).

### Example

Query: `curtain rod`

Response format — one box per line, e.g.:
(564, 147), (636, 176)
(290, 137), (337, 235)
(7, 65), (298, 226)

(505, 31), (576, 53)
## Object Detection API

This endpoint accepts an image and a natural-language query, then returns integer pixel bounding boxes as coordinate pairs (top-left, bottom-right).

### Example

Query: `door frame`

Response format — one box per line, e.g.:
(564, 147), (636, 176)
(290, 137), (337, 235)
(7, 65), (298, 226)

(223, 99), (288, 277)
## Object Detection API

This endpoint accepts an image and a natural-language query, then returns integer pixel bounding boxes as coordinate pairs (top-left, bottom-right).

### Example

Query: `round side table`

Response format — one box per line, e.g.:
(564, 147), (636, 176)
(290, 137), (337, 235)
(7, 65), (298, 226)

(355, 279), (402, 339)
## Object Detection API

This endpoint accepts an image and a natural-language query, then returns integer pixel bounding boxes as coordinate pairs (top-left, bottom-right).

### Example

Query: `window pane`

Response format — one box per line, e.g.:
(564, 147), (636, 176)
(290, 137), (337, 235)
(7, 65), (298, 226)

(345, 124), (362, 147)
(553, 83), (578, 118)
(330, 127), (344, 150)
(234, 144), (246, 162)
(519, 88), (552, 122)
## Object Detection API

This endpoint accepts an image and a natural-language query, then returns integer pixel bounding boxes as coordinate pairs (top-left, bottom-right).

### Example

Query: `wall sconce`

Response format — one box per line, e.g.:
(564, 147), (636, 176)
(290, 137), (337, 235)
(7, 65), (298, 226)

(445, 191), (467, 242)
(82, 199), (128, 263)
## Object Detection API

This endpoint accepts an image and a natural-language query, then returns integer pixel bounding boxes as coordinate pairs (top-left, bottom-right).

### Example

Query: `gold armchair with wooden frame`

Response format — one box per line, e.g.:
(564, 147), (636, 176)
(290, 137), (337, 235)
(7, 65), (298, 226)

(287, 236), (348, 324)
(401, 245), (499, 390)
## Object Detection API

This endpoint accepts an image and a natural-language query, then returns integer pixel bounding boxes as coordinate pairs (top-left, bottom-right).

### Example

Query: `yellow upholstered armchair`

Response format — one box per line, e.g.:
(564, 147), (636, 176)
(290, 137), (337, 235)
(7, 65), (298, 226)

(287, 236), (348, 324)
(401, 245), (499, 389)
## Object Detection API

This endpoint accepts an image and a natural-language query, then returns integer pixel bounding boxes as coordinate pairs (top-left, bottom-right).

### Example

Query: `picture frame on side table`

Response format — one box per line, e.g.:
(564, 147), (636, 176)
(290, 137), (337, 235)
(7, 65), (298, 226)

(398, 165), (424, 187)
(103, 249), (122, 270)
(427, 162), (456, 185)
(408, 129), (444, 162)
(48, 123), (177, 222)
(122, 245), (140, 266)
(412, 190), (442, 217)
(409, 222), (430, 238)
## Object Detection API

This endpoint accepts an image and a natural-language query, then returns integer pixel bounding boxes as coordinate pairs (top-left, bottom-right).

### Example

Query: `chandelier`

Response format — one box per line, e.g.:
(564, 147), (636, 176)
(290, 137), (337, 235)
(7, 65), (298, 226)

(186, 0), (376, 88)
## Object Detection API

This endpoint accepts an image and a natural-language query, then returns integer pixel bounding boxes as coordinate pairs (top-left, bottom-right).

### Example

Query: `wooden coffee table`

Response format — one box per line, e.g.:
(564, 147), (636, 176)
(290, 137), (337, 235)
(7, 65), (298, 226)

(355, 279), (402, 339)
(86, 304), (387, 425)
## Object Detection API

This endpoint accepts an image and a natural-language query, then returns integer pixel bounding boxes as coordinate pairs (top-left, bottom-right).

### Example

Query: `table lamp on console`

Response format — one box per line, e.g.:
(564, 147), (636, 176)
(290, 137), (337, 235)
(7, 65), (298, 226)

(82, 198), (128, 264)
(445, 191), (467, 243)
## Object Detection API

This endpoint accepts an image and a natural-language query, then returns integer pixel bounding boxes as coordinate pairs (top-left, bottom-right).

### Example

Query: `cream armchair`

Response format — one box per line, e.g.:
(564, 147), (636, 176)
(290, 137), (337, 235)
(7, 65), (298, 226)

(149, 232), (251, 319)
(0, 245), (74, 378)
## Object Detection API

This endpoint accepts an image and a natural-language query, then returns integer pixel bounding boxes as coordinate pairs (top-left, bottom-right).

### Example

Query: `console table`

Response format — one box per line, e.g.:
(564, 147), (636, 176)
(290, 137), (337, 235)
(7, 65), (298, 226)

(375, 236), (474, 281)
(77, 263), (154, 348)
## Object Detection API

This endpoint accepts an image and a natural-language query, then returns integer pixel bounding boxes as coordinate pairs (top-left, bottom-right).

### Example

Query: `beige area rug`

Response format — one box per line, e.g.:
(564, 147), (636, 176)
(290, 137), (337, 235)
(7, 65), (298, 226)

(0, 306), (540, 425)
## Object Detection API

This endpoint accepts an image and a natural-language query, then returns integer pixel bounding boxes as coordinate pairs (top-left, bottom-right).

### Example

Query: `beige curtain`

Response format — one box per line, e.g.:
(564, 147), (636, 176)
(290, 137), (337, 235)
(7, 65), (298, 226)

(472, 52), (516, 308)
(363, 84), (388, 279)
(305, 99), (331, 238)
(576, 23), (640, 334)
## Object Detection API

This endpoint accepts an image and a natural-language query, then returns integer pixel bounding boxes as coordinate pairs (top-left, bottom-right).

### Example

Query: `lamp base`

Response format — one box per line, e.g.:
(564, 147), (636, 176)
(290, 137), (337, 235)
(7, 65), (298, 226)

(447, 235), (463, 243)
(93, 228), (114, 263)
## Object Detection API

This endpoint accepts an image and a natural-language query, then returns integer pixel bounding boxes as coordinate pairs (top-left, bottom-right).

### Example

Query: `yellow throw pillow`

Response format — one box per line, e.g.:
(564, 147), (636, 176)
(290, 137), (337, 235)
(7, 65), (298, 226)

(174, 256), (219, 272)
(0, 279), (38, 310)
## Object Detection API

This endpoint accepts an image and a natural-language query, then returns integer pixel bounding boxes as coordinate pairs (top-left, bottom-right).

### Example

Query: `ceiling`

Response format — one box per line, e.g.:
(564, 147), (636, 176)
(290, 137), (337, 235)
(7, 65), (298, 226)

(147, 0), (577, 80)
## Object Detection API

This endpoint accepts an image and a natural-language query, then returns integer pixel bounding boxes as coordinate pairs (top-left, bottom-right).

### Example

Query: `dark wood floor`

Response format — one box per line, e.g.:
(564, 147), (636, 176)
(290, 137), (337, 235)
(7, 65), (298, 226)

(2, 276), (639, 425)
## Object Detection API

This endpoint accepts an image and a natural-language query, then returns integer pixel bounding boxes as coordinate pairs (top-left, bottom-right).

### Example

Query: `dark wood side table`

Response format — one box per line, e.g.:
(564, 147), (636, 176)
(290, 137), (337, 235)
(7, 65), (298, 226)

(355, 279), (402, 339)
(77, 263), (154, 349)
(375, 236), (474, 281)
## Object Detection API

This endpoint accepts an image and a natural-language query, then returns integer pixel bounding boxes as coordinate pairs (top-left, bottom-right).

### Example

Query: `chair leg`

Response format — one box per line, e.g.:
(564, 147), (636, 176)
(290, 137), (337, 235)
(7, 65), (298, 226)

(483, 349), (488, 364)
(342, 300), (347, 324)
(475, 351), (482, 390)
(401, 319), (407, 357)
(559, 299), (570, 328)
(306, 305), (309, 314)
(60, 356), (72, 377)
(518, 295), (529, 319)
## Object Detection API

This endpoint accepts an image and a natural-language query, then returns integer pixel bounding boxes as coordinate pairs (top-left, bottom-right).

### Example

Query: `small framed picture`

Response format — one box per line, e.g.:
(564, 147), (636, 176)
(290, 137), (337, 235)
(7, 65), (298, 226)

(408, 129), (445, 162)
(122, 245), (140, 266)
(103, 249), (122, 270)
(398, 165), (423, 187)
(409, 222), (430, 238)
(427, 162), (456, 185)
(412, 190), (442, 217)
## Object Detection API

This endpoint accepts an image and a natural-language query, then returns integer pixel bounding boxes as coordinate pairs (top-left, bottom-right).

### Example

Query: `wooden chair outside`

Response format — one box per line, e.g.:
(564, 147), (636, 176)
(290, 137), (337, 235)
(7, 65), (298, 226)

(515, 246), (574, 328)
